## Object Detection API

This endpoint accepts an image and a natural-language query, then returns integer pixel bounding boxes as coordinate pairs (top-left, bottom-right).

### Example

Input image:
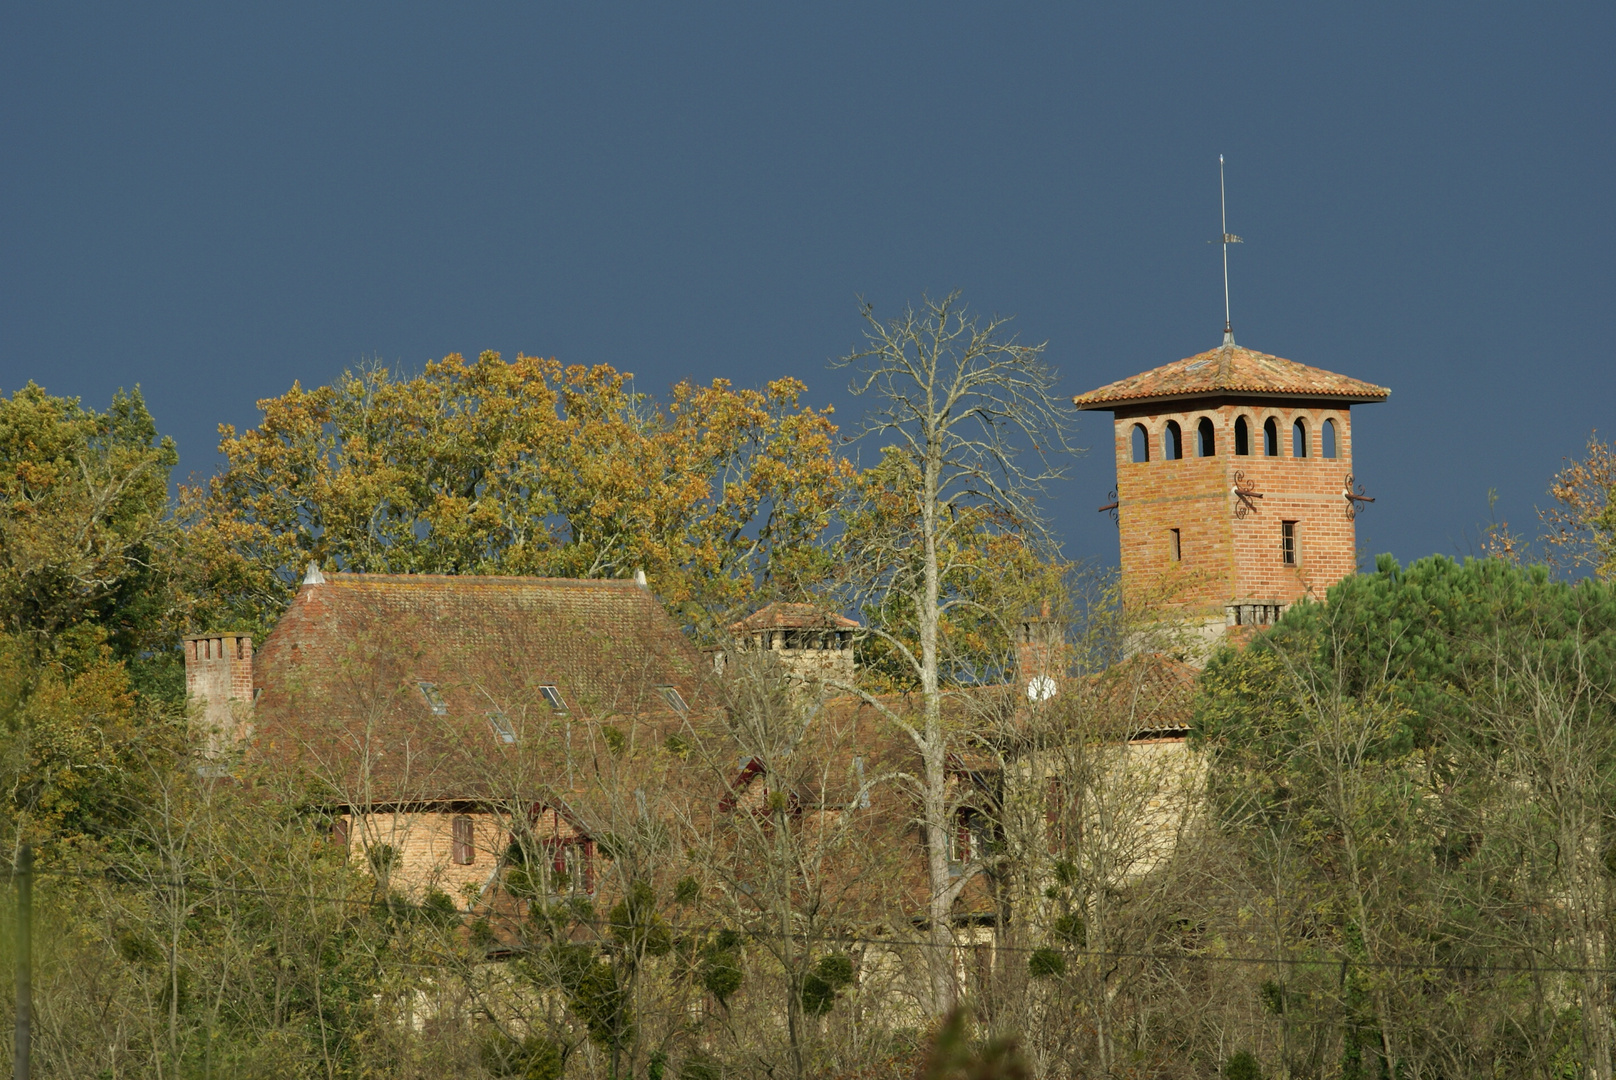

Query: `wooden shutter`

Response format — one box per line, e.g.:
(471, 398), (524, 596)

(452, 815), (475, 865)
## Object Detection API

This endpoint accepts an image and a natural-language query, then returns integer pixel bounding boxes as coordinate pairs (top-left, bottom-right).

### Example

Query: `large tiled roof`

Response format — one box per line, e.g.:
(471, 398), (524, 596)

(250, 572), (707, 799)
(1073, 343), (1390, 409)
(729, 602), (859, 633)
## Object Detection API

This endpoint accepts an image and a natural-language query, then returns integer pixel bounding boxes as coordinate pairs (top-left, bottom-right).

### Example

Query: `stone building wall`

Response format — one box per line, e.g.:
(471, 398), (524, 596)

(346, 806), (587, 906)
(184, 633), (255, 756)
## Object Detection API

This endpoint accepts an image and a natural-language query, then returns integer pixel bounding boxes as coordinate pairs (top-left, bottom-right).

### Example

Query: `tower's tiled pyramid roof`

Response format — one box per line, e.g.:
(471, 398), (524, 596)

(1074, 342), (1390, 409)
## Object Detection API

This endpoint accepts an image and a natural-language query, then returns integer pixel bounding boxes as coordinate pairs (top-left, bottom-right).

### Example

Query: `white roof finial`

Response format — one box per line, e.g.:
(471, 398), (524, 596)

(302, 561), (326, 586)
(633, 568), (648, 591)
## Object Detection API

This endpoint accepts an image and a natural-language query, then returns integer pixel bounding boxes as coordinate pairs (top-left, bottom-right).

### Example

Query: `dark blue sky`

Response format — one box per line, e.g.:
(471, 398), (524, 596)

(3, 3), (1611, 571)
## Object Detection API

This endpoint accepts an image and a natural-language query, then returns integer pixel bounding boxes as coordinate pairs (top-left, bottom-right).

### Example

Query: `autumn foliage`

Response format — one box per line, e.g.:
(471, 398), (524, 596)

(183, 352), (854, 637)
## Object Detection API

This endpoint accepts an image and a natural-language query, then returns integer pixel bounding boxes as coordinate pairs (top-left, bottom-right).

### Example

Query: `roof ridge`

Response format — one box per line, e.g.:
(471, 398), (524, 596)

(322, 572), (644, 589)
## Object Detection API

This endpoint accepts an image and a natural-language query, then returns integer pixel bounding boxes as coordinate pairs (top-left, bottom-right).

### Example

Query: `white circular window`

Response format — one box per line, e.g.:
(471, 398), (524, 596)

(1027, 675), (1058, 703)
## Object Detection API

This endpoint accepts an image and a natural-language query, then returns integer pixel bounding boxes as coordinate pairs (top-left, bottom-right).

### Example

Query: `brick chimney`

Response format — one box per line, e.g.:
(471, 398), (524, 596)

(1015, 608), (1063, 702)
(185, 633), (255, 759)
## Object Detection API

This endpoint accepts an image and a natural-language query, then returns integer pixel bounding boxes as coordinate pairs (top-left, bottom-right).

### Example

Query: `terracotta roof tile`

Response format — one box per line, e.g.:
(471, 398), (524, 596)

(729, 602), (859, 633)
(250, 572), (707, 800)
(1073, 343), (1389, 409)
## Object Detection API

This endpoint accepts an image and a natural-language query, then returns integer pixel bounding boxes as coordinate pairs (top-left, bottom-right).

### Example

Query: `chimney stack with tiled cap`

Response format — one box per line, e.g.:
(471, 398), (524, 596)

(1015, 601), (1064, 702)
(185, 633), (255, 760)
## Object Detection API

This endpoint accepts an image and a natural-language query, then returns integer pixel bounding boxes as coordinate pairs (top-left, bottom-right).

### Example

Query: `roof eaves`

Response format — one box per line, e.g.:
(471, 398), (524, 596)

(1075, 387), (1390, 410)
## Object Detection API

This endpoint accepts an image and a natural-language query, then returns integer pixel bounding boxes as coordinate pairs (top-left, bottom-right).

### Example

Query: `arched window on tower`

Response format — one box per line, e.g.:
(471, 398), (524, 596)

(1263, 418), (1278, 457)
(1164, 420), (1183, 460)
(1131, 423), (1149, 463)
(1234, 416), (1250, 456)
(1322, 418), (1337, 458)
(1197, 417), (1215, 457)
(1293, 419), (1309, 458)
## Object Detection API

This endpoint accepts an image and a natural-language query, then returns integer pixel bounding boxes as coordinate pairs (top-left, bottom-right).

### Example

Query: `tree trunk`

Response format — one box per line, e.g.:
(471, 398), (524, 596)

(920, 451), (957, 1015)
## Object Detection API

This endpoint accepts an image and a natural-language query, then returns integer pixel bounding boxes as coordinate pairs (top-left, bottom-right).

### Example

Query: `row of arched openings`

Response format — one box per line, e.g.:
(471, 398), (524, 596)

(1131, 416), (1338, 463)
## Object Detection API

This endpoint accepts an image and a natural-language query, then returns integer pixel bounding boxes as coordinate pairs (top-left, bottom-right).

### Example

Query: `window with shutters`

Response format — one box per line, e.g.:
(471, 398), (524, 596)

(1045, 777), (1069, 854)
(452, 815), (475, 865)
(550, 839), (595, 894)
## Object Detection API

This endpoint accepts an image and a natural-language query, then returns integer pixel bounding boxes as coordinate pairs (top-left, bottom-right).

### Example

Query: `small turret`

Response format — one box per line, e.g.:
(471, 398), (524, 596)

(729, 603), (859, 685)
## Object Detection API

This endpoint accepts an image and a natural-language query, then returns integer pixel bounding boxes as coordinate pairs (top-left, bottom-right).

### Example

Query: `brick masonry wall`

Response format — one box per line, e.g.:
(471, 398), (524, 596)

(348, 806), (582, 904)
(184, 634), (255, 754)
(1109, 398), (1359, 615)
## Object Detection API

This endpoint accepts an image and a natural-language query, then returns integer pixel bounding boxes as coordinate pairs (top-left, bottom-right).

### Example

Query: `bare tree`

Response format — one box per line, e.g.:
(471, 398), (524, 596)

(830, 292), (1078, 1013)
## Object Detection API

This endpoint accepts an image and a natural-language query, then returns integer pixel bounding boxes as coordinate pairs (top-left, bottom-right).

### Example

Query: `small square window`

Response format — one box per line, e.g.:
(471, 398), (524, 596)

(487, 712), (517, 744)
(539, 685), (566, 712)
(418, 682), (448, 715)
(657, 685), (688, 713)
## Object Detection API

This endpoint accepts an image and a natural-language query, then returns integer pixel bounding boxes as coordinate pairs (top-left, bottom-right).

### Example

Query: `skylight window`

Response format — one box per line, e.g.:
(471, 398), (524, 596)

(539, 685), (567, 712)
(487, 712), (517, 744)
(657, 685), (688, 713)
(418, 682), (448, 715)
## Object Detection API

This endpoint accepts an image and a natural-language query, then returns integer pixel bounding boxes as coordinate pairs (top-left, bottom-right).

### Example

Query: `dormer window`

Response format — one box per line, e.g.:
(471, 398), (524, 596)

(488, 712), (517, 744)
(418, 682), (448, 715)
(539, 685), (566, 712)
(657, 685), (688, 713)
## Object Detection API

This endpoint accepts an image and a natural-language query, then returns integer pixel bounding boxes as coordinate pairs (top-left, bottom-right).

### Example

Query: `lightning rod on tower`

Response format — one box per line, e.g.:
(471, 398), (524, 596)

(1219, 154), (1242, 346)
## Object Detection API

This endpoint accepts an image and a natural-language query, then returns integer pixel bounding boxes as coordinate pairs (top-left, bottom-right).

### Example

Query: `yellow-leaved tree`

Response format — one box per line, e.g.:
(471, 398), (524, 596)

(182, 352), (854, 637)
(1542, 431), (1615, 581)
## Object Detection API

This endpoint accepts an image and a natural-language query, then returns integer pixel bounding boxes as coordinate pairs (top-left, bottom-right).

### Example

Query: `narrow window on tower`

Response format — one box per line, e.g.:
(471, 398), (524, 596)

(1263, 418), (1279, 457)
(1169, 528), (1182, 562)
(1322, 418), (1337, 458)
(1281, 521), (1298, 566)
(1234, 416), (1250, 456)
(1292, 419), (1309, 458)
(1164, 420), (1183, 460)
(1131, 423), (1149, 463)
(1197, 417), (1215, 457)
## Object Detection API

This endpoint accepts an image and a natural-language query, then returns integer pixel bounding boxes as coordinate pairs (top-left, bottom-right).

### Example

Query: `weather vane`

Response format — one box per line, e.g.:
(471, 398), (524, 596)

(1218, 154), (1242, 346)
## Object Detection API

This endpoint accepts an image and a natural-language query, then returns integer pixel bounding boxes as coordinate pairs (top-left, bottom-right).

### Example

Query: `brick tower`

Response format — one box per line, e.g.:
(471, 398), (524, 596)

(1074, 341), (1388, 647)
